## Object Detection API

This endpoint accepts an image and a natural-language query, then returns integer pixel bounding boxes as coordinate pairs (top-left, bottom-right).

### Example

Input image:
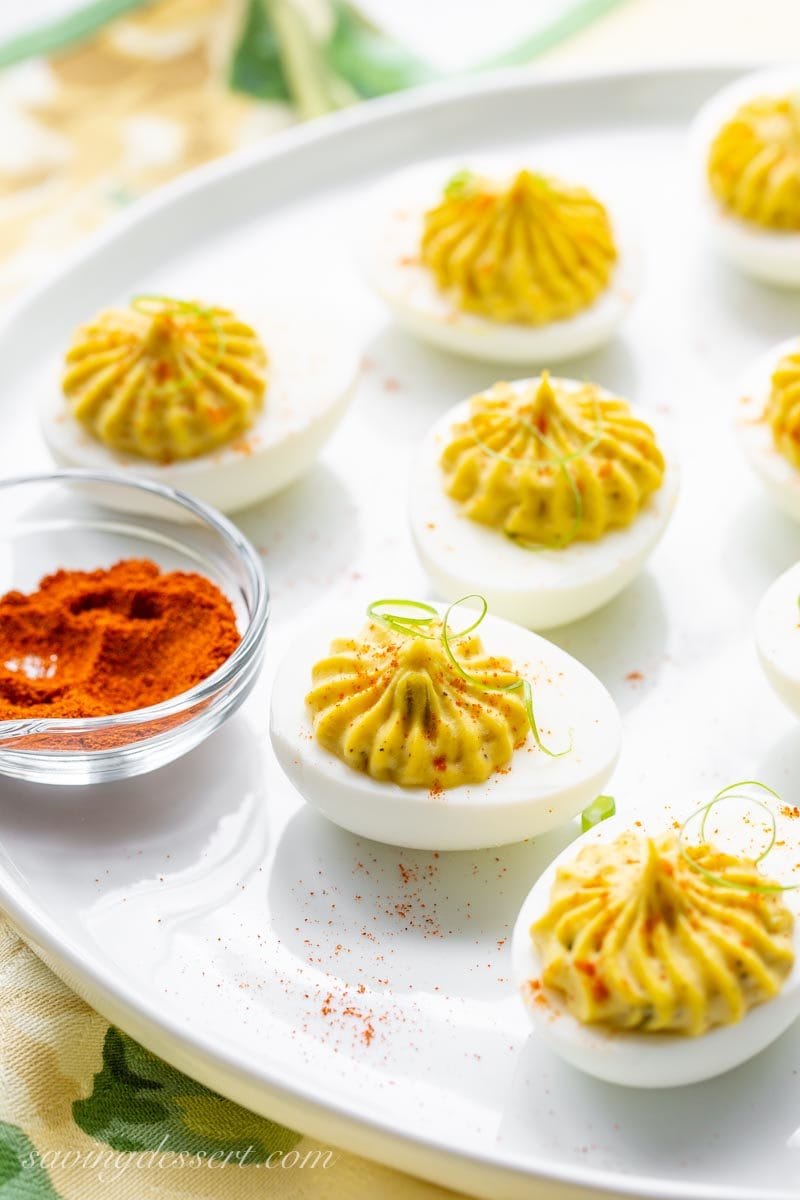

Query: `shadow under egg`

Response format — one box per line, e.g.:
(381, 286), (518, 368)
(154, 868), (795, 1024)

(268, 804), (579, 1001)
(500, 1018), (800, 1188)
(553, 334), (640, 402)
(755, 726), (800, 803)
(544, 572), (669, 714)
(719, 492), (800, 609)
(697, 253), (800, 349)
(235, 462), (362, 621)
(363, 319), (641, 414)
(360, 323), (491, 422)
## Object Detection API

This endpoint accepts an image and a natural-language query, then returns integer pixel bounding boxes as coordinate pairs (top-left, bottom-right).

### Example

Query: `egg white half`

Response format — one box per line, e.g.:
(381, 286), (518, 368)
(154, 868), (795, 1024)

(511, 809), (800, 1088)
(756, 560), (800, 719)
(41, 297), (360, 514)
(691, 68), (800, 286)
(409, 379), (679, 630)
(736, 337), (800, 521)
(358, 161), (640, 365)
(269, 601), (621, 851)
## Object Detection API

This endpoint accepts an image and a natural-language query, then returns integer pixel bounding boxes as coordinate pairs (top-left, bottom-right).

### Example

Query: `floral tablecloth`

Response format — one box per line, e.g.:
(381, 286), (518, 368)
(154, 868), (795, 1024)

(2, 0), (799, 1196)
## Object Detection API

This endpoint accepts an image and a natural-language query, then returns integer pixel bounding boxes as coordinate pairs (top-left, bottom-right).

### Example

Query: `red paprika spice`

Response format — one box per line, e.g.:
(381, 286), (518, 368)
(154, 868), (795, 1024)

(0, 559), (240, 720)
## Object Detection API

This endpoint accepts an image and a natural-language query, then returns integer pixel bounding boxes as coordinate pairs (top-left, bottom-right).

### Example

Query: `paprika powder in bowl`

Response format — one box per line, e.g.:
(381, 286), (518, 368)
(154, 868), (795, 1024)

(0, 472), (268, 784)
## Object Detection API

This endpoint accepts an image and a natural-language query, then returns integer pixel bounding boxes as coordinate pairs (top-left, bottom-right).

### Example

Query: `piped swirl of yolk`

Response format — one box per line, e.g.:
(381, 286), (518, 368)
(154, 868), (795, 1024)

(62, 297), (268, 462)
(708, 95), (800, 230)
(305, 620), (529, 789)
(532, 831), (795, 1036)
(766, 346), (800, 467)
(420, 169), (618, 325)
(440, 373), (664, 549)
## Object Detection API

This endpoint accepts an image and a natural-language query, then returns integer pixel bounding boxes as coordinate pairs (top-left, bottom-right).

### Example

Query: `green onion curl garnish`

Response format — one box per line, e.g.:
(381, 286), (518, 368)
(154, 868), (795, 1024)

(443, 169), (479, 199)
(678, 779), (800, 895)
(366, 595), (571, 759)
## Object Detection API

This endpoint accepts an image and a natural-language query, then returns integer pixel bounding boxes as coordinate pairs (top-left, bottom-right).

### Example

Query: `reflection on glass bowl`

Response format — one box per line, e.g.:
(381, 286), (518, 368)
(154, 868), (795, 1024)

(0, 471), (268, 785)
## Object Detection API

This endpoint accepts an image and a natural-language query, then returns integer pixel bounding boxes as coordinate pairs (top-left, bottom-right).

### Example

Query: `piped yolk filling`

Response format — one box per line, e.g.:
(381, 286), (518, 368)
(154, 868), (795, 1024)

(532, 831), (794, 1035)
(306, 621), (529, 789)
(62, 298), (267, 463)
(441, 373), (664, 549)
(420, 169), (618, 325)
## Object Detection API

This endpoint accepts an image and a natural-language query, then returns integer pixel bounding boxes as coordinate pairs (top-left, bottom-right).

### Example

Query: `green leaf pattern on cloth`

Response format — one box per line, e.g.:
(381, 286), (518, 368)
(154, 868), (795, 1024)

(73, 1028), (300, 1161)
(229, 0), (291, 101)
(326, 3), (437, 98)
(0, 1123), (61, 1199)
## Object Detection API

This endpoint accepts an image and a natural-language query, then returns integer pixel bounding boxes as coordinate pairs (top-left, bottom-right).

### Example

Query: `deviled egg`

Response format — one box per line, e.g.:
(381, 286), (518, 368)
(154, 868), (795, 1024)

(270, 597), (620, 850)
(41, 294), (360, 513)
(512, 782), (800, 1087)
(756, 560), (800, 718)
(736, 335), (800, 520)
(360, 161), (639, 363)
(693, 68), (800, 285)
(410, 373), (678, 629)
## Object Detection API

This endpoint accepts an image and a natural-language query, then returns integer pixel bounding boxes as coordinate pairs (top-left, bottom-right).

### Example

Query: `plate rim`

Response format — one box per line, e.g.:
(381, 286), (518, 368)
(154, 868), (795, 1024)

(0, 59), (791, 1200)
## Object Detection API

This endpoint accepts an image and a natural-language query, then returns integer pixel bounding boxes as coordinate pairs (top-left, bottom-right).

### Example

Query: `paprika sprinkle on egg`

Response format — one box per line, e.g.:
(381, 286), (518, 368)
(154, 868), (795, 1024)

(61, 296), (268, 464)
(0, 558), (239, 720)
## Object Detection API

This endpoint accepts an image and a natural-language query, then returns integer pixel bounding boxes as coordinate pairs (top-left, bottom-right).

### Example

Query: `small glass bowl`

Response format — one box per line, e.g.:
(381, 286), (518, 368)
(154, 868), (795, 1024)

(0, 472), (269, 785)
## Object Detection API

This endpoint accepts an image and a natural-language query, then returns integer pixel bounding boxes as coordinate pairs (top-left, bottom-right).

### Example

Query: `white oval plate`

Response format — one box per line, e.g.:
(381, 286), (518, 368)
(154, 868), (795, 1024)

(3, 64), (800, 1200)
